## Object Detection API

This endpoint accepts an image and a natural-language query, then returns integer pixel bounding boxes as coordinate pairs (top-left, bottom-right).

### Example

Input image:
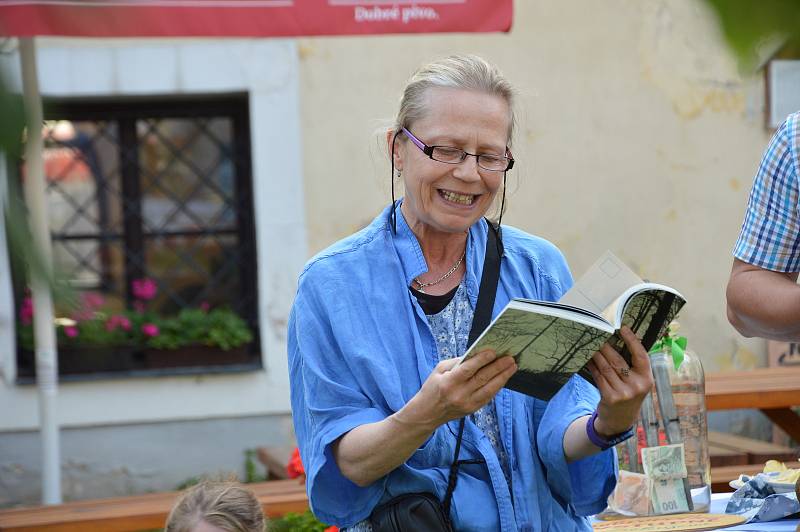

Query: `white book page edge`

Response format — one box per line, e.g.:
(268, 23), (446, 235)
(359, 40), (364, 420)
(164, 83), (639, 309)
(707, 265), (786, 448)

(610, 282), (686, 327)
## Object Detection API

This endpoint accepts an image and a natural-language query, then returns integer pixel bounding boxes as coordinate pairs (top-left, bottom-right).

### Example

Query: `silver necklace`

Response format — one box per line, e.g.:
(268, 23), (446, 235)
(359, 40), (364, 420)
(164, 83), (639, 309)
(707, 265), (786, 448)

(414, 251), (466, 293)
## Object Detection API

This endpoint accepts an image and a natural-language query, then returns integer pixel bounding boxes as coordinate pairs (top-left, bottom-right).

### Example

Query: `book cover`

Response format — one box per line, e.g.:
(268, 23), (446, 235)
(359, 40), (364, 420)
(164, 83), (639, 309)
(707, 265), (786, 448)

(463, 251), (686, 401)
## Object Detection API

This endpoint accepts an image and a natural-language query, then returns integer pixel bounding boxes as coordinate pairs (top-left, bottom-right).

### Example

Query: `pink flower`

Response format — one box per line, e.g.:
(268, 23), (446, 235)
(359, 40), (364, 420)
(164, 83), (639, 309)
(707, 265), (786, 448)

(64, 326), (79, 338)
(19, 297), (33, 325)
(81, 292), (105, 310)
(105, 315), (132, 332)
(132, 278), (158, 301)
(199, 301), (210, 312)
(141, 323), (159, 337)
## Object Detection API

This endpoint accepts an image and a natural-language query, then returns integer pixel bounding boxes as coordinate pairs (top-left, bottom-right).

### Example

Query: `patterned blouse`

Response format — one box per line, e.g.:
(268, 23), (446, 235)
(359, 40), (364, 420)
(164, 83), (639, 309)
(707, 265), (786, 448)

(344, 282), (510, 531)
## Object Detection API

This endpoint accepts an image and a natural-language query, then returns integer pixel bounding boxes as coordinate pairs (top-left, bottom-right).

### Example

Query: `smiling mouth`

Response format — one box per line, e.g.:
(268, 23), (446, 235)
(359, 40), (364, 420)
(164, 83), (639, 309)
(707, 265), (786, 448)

(439, 189), (477, 205)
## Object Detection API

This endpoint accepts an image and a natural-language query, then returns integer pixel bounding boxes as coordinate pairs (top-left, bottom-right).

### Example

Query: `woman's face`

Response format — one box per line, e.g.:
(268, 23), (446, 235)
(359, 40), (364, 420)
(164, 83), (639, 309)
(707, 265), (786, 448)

(394, 87), (511, 236)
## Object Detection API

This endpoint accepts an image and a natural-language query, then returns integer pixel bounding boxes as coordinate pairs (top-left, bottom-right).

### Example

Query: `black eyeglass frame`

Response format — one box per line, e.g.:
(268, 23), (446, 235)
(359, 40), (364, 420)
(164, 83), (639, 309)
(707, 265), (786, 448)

(401, 127), (515, 172)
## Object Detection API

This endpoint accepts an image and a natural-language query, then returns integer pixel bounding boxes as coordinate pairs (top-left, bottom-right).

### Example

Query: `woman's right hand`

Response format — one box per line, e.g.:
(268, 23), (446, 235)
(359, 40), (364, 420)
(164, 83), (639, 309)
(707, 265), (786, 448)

(334, 350), (516, 486)
(398, 350), (517, 429)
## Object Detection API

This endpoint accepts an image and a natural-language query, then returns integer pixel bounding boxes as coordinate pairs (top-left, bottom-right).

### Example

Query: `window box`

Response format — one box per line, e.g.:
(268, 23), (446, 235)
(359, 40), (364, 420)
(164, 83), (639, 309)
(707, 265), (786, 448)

(50, 345), (139, 375)
(142, 344), (250, 369)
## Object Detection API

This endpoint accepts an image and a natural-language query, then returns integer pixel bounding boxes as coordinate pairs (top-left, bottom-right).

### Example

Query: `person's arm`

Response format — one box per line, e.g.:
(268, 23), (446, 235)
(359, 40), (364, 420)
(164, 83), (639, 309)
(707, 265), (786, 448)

(563, 326), (654, 462)
(333, 350), (516, 487)
(726, 258), (800, 341)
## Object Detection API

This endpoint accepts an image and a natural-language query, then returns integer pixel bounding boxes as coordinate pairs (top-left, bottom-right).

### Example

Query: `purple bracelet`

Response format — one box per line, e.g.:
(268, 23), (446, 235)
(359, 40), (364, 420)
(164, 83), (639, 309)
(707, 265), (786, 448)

(586, 410), (635, 450)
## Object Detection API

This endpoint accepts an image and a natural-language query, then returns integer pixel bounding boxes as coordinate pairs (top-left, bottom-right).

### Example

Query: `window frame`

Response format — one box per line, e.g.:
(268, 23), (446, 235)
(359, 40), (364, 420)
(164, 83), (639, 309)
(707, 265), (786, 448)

(14, 94), (262, 382)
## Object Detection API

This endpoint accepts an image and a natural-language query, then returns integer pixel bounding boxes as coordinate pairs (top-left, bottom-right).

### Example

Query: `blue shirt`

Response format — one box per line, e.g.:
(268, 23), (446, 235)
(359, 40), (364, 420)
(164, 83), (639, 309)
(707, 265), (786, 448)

(734, 111), (800, 272)
(288, 203), (617, 531)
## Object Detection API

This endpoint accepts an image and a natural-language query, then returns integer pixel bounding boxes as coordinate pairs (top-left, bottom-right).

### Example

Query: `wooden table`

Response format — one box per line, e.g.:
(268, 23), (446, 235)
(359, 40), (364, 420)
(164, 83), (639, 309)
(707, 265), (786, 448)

(705, 366), (800, 442)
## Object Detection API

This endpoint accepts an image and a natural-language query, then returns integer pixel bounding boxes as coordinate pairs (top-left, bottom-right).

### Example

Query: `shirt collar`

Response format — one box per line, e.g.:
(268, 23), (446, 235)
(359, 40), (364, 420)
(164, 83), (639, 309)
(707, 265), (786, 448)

(387, 199), (487, 295)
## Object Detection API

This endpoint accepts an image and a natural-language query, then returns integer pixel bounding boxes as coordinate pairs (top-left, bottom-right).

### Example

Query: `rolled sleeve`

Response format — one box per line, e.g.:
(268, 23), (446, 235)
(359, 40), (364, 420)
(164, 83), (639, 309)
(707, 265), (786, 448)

(288, 284), (389, 526)
(535, 374), (617, 515)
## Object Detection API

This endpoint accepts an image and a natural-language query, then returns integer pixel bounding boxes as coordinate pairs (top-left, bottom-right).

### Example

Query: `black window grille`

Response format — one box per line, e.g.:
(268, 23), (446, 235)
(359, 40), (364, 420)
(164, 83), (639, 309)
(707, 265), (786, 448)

(13, 95), (260, 380)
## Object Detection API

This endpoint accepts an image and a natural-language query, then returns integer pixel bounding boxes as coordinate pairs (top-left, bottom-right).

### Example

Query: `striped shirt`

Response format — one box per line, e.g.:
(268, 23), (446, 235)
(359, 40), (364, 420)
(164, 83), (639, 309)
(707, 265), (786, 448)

(733, 111), (800, 272)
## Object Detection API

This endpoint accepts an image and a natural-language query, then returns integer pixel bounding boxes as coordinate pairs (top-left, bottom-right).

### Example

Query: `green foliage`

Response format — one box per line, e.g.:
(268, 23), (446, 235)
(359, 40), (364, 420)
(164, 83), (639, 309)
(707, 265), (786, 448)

(703, 0), (800, 71)
(17, 303), (253, 351)
(146, 307), (253, 350)
(267, 511), (330, 532)
(0, 74), (24, 161)
(244, 449), (267, 484)
(1, 70), (71, 298)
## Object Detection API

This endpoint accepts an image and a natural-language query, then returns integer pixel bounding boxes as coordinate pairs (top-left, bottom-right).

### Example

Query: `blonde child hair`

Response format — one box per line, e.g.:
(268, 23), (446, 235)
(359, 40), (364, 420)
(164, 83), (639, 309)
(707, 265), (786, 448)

(165, 480), (266, 532)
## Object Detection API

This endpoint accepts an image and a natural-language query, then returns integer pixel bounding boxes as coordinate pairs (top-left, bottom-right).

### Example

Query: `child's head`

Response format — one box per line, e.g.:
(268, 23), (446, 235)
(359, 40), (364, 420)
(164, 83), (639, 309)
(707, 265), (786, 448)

(165, 480), (266, 532)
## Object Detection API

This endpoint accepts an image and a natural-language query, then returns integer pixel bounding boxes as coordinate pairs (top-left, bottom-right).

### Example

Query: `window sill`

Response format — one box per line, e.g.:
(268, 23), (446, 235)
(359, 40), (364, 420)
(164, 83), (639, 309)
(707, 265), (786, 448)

(15, 360), (264, 385)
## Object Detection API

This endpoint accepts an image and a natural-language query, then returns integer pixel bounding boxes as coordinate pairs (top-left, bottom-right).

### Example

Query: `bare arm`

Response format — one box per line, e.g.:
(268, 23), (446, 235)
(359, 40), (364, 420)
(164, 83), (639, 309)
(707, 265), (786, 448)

(333, 350), (516, 487)
(726, 258), (800, 341)
(563, 327), (654, 462)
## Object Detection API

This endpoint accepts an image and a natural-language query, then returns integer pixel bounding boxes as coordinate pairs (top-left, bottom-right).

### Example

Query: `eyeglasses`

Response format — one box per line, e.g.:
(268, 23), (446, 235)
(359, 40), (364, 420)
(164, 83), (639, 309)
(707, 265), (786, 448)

(401, 127), (514, 172)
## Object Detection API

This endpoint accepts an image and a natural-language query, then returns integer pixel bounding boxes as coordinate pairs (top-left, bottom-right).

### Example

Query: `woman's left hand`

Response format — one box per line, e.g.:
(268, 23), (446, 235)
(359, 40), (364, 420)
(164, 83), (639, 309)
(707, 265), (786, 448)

(586, 326), (654, 437)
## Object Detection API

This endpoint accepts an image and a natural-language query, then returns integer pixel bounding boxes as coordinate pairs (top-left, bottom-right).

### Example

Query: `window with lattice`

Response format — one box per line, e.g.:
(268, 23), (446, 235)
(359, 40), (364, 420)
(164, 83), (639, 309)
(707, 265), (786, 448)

(12, 96), (260, 379)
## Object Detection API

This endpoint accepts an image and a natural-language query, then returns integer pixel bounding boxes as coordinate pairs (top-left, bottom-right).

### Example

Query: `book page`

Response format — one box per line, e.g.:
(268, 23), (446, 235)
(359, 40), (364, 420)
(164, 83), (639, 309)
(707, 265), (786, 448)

(559, 250), (644, 321)
(613, 284), (686, 351)
(464, 302), (613, 401)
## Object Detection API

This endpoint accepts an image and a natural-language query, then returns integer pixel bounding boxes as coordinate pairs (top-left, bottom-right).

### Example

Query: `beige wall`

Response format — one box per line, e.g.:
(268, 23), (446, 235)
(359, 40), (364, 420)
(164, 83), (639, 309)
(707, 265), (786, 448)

(297, 0), (774, 372)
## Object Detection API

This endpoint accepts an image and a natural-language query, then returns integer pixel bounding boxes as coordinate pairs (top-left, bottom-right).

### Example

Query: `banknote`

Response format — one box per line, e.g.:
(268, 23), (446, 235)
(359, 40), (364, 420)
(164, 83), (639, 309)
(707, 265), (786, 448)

(651, 478), (690, 514)
(641, 443), (688, 480)
(608, 470), (653, 516)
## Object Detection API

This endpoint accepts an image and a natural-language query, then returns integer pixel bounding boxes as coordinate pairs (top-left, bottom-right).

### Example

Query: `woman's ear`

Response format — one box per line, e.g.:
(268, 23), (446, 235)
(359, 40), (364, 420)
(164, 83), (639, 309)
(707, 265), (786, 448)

(386, 128), (403, 171)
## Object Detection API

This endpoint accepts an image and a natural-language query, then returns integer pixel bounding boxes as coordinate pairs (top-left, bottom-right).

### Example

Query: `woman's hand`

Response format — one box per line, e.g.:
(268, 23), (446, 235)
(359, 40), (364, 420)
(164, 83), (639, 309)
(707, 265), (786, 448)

(586, 326), (654, 437)
(397, 350), (517, 430)
(334, 350), (516, 486)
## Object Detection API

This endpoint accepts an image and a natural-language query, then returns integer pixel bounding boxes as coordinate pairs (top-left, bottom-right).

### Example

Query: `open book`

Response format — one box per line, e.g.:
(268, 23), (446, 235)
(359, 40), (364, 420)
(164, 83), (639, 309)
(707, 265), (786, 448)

(462, 251), (686, 401)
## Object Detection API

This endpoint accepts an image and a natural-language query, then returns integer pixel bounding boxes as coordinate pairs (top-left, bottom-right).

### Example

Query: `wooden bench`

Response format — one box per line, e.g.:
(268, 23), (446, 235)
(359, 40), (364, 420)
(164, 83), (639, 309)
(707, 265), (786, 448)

(706, 366), (800, 442)
(707, 431), (798, 492)
(710, 463), (764, 493)
(705, 368), (800, 492)
(256, 446), (293, 480)
(709, 431), (797, 466)
(0, 479), (308, 532)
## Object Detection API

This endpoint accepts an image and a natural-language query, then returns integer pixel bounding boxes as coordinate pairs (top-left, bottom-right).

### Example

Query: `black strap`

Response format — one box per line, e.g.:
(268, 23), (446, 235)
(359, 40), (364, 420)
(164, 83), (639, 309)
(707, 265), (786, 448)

(442, 219), (503, 519)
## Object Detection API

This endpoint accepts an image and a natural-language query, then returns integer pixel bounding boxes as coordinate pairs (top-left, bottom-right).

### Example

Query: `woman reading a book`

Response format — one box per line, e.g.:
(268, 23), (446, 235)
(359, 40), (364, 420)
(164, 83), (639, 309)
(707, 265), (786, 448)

(288, 55), (654, 531)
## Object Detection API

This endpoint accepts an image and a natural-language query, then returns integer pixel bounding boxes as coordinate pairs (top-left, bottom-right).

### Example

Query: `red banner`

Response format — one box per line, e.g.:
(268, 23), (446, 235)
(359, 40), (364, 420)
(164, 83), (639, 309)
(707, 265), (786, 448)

(0, 0), (512, 37)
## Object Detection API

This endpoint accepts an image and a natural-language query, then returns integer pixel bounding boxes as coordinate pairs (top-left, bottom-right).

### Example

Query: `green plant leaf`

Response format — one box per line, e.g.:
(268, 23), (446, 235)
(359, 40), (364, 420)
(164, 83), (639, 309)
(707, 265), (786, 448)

(703, 0), (800, 71)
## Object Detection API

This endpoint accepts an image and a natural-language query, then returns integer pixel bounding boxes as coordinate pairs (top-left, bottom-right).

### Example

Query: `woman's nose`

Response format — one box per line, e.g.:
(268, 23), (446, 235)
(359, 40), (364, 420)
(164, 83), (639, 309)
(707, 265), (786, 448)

(452, 154), (482, 181)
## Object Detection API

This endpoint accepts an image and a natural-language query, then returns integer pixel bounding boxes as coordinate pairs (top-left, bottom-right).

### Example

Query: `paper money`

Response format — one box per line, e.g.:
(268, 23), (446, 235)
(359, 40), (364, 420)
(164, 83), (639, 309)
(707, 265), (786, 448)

(608, 470), (652, 516)
(651, 478), (690, 514)
(641, 443), (688, 480)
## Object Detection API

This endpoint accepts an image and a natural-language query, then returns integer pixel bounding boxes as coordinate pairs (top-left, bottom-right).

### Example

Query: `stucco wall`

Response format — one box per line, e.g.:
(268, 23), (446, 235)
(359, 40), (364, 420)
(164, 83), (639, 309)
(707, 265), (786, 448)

(0, 39), (304, 505)
(297, 0), (773, 381)
(0, 414), (294, 506)
(0, 0), (786, 506)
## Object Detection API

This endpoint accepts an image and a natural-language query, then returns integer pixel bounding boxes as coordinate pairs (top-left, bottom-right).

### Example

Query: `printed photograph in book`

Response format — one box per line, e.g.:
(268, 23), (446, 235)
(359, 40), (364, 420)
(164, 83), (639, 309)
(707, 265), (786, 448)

(462, 251), (686, 401)
(576, 287), (686, 388)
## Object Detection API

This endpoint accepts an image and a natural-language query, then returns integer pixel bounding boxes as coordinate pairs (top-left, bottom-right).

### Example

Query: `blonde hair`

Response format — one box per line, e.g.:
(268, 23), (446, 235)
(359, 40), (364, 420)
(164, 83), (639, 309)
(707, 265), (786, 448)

(393, 54), (516, 144)
(165, 480), (266, 532)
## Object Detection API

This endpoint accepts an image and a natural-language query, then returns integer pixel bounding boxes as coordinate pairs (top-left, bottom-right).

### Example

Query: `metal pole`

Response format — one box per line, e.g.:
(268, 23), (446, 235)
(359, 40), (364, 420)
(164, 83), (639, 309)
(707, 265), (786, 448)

(19, 37), (62, 505)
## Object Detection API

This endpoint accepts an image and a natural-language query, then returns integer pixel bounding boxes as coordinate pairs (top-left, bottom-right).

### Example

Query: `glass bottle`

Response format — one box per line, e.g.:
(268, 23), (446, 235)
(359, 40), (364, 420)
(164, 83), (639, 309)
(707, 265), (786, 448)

(648, 345), (711, 513)
(666, 345), (711, 512)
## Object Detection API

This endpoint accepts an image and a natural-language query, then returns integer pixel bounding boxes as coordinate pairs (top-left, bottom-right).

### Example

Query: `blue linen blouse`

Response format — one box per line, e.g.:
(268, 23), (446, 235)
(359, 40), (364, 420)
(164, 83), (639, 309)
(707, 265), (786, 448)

(288, 202), (618, 531)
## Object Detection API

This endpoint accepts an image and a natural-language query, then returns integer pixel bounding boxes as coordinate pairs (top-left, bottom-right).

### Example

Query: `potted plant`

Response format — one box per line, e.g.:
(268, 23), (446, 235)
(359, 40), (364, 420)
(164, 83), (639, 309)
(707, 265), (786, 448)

(141, 305), (254, 368)
(16, 278), (255, 374)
